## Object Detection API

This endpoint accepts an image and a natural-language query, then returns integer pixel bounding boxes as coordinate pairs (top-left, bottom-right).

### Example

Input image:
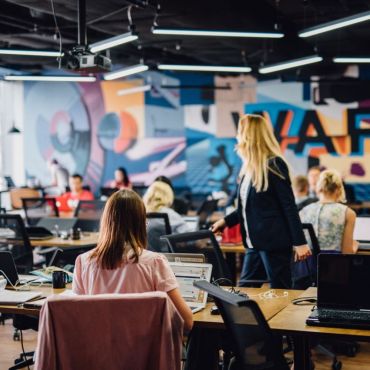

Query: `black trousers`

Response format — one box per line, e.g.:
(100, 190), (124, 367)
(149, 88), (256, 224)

(239, 248), (292, 289)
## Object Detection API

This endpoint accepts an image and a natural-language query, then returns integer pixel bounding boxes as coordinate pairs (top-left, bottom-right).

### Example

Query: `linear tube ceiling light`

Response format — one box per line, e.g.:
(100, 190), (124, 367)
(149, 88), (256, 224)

(259, 55), (323, 74)
(117, 84), (151, 96)
(333, 57), (370, 63)
(103, 64), (148, 80)
(89, 32), (138, 53)
(299, 10), (370, 38)
(152, 28), (284, 38)
(4, 75), (96, 82)
(158, 64), (251, 73)
(0, 49), (63, 57)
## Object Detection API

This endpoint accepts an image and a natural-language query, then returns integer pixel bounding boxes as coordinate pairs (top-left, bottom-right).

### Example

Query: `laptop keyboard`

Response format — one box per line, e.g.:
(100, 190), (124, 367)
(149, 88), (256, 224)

(317, 309), (370, 322)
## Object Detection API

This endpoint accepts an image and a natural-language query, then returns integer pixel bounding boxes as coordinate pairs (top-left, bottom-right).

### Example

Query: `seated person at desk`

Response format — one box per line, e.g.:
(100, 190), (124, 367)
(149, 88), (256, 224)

(292, 175), (317, 211)
(109, 167), (132, 190)
(57, 174), (94, 211)
(143, 181), (191, 234)
(300, 169), (358, 253)
(72, 189), (193, 331)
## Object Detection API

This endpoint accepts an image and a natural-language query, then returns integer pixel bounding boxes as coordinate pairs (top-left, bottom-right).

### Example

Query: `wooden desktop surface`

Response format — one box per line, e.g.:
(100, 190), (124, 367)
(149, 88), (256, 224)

(193, 287), (303, 329)
(0, 285), (70, 317)
(30, 232), (99, 248)
(269, 287), (370, 340)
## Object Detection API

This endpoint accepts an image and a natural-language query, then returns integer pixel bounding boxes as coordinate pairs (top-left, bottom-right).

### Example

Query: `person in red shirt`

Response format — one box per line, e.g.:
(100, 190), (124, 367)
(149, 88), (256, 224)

(57, 174), (94, 211)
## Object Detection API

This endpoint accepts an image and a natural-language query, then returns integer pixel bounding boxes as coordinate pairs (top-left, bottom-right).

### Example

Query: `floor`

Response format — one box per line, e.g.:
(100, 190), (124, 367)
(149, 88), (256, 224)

(1, 320), (370, 369)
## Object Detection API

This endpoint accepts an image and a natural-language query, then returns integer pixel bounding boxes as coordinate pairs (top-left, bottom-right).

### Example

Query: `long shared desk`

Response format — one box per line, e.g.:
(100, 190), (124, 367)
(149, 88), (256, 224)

(2, 286), (370, 368)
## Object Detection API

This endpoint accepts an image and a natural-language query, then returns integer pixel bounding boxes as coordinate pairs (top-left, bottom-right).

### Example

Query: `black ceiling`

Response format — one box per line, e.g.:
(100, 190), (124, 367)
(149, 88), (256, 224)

(1, 0), (370, 77)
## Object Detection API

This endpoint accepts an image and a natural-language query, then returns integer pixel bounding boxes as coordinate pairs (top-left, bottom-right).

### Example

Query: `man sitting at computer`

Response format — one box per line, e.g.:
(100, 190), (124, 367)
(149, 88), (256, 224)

(57, 174), (94, 211)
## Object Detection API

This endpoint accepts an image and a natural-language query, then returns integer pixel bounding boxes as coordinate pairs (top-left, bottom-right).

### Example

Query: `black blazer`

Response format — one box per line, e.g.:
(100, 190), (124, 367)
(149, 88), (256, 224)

(224, 157), (306, 252)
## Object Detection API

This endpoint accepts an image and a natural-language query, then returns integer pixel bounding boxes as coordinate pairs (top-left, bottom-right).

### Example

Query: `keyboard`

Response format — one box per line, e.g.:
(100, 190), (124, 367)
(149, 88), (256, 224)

(306, 308), (370, 329)
(316, 309), (370, 322)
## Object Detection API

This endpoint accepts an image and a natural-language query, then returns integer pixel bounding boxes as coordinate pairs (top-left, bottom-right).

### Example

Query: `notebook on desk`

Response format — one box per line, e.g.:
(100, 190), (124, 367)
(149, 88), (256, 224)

(354, 217), (370, 250)
(306, 254), (370, 330)
(168, 262), (212, 314)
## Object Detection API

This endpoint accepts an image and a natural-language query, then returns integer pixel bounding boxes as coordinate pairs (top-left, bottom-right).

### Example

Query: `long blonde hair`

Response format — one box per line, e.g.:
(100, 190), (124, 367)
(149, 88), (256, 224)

(236, 114), (288, 192)
(143, 181), (174, 212)
(316, 169), (346, 203)
(89, 189), (147, 269)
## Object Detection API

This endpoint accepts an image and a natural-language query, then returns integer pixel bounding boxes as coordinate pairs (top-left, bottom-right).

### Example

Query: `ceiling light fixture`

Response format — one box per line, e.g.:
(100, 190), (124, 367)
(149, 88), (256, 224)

(333, 57), (370, 63)
(103, 64), (149, 80)
(152, 27), (284, 38)
(4, 75), (96, 82)
(299, 10), (370, 38)
(89, 31), (138, 53)
(117, 84), (151, 96)
(158, 64), (252, 73)
(259, 55), (323, 74)
(0, 49), (64, 57)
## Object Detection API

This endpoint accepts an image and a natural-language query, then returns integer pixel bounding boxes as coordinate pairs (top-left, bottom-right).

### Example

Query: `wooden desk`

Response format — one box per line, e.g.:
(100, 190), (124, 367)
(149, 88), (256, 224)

(30, 232), (99, 248)
(193, 287), (303, 329)
(220, 243), (245, 254)
(0, 285), (70, 317)
(269, 287), (370, 369)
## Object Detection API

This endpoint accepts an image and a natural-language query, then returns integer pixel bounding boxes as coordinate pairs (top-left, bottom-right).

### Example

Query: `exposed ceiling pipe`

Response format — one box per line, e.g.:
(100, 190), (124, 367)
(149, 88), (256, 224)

(77, 0), (87, 46)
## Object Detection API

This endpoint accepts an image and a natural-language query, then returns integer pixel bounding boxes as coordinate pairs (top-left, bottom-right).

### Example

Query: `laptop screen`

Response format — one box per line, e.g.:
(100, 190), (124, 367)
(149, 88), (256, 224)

(318, 254), (370, 310)
(0, 251), (20, 286)
(354, 217), (370, 242)
(169, 262), (212, 306)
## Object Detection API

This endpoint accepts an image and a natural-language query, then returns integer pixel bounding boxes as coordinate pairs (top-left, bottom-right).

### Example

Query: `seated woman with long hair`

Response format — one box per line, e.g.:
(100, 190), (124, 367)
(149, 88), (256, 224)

(300, 169), (358, 253)
(143, 181), (190, 234)
(72, 189), (193, 331)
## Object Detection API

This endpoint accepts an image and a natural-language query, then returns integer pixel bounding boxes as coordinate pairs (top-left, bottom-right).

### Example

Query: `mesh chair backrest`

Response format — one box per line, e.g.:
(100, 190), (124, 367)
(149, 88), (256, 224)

(22, 197), (59, 225)
(147, 213), (172, 253)
(194, 280), (289, 370)
(161, 230), (232, 283)
(74, 200), (106, 232)
(0, 214), (33, 273)
(292, 223), (321, 289)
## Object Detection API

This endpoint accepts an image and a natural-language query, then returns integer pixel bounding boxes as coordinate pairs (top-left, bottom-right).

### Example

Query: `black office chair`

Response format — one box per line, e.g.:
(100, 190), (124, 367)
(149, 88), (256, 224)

(146, 212), (172, 253)
(74, 200), (106, 232)
(292, 223), (321, 290)
(0, 214), (34, 273)
(194, 280), (290, 370)
(161, 230), (232, 284)
(197, 199), (219, 228)
(21, 197), (59, 226)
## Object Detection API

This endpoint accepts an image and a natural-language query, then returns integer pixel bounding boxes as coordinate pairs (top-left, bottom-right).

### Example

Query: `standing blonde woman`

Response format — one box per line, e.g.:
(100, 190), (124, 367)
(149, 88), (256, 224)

(211, 114), (311, 288)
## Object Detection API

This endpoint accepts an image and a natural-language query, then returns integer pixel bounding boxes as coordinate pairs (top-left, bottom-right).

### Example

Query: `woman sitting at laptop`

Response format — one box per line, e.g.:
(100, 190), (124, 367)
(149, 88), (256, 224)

(143, 181), (191, 234)
(72, 189), (193, 331)
(300, 169), (358, 253)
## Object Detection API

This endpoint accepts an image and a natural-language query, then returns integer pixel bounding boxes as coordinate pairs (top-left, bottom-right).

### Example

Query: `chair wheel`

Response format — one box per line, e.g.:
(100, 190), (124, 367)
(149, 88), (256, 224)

(332, 360), (342, 370)
(13, 332), (20, 341)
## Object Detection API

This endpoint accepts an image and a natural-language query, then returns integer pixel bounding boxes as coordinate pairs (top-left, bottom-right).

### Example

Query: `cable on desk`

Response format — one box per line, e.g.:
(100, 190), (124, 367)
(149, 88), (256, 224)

(291, 297), (317, 305)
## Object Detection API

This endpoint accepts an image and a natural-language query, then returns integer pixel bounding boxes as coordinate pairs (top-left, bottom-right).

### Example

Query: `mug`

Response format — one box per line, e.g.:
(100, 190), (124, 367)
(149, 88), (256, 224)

(52, 271), (68, 289)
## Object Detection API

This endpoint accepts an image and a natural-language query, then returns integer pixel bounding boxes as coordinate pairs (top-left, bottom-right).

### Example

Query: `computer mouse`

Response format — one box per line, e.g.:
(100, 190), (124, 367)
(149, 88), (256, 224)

(210, 305), (220, 315)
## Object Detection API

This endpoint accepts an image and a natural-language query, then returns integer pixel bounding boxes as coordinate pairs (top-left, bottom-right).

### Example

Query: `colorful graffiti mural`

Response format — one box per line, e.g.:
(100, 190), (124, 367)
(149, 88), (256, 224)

(23, 71), (370, 199)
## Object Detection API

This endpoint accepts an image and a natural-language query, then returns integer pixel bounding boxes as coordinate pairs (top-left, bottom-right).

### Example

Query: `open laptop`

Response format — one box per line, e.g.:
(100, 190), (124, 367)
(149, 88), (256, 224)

(168, 262), (212, 314)
(37, 217), (78, 234)
(182, 216), (200, 232)
(306, 254), (370, 330)
(26, 226), (54, 240)
(354, 217), (370, 250)
(164, 253), (205, 263)
(0, 251), (47, 288)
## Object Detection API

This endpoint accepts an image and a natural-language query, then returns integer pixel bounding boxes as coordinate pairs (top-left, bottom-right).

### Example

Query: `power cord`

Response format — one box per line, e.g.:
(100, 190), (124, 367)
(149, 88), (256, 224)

(0, 270), (31, 291)
(291, 297), (317, 306)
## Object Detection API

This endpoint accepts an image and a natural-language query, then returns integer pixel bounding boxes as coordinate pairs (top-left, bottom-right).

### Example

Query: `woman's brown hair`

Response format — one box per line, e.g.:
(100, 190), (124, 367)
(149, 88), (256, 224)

(90, 189), (147, 269)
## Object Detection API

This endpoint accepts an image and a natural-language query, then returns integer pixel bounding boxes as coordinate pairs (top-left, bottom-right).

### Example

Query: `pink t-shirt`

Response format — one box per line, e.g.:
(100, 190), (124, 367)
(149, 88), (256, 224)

(72, 249), (178, 295)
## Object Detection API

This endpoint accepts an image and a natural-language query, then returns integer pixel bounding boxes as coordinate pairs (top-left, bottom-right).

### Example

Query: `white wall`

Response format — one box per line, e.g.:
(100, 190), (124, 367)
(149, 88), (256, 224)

(0, 81), (25, 186)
